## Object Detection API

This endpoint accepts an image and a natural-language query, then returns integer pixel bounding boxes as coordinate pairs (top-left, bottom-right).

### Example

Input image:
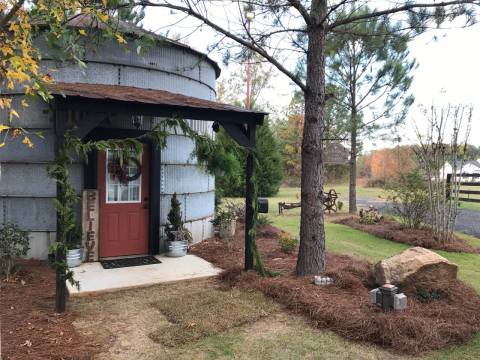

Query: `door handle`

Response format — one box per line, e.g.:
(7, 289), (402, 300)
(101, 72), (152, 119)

(143, 197), (149, 209)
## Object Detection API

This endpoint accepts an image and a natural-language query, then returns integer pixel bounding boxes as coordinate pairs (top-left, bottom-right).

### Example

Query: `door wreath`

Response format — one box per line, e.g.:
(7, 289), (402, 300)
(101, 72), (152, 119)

(108, 156), (142, 185)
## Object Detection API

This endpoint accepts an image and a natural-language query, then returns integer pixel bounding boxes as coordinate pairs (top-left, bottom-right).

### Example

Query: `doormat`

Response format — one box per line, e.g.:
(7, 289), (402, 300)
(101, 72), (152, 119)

(100, 256), (161, 269)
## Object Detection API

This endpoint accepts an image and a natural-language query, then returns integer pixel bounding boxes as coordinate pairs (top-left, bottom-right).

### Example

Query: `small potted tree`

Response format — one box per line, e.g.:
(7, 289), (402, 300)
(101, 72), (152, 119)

(165, 193), (192, 257)
(66, 223), (83, 268)
(211, 208), (236, 239)
(0, 222), (30, 281)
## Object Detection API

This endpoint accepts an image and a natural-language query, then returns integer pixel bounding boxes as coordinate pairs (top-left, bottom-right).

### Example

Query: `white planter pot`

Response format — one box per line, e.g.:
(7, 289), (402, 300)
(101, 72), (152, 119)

(219, 219), (236, 239)
(166, 240), (188, 257)
(66, 248), (83, 268)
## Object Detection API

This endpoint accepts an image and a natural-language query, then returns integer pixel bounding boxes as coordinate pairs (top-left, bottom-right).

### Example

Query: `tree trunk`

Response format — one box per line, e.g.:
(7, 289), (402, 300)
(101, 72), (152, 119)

(349, 109), (357, 214)
(295, 1), (327, 276)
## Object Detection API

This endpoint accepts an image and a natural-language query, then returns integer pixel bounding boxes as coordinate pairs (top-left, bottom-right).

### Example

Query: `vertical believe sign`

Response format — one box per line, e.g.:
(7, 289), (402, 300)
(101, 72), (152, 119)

(82, 190), (99, 262)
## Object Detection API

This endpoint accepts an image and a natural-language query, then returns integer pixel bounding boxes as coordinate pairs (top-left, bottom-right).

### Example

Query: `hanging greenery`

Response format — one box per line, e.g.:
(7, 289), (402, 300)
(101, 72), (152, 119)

(247, 150), (278, 278)
(47, 119), (208, 308)
(47, 133), (146, 292)
(47, 117), (270, 312)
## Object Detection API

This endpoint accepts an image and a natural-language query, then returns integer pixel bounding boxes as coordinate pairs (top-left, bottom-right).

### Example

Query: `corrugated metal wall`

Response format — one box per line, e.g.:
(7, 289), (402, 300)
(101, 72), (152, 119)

(159, 134), (215, 243)
(1, 36), (217, 258)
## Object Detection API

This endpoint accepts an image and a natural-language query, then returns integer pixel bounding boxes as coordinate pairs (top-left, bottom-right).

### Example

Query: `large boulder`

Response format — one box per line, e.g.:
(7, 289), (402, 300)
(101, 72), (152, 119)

(374, 247), (458, 292)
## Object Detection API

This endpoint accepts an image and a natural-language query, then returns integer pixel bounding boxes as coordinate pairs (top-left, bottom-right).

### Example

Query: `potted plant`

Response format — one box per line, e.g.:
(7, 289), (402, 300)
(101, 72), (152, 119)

(66, 223), (83, 268)
(165, 193), (192, 257)
(0, 222), (30, 281)
(211, 208), (237, 240)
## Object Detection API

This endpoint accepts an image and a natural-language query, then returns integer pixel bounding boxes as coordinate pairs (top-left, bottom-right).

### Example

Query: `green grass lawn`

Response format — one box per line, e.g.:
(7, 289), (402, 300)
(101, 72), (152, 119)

(258, 185), (480, 291)
(459, 201), (480, 212)
(265, 186), (480, 359)
(214, 185), (480, 358)
(270, 185), (386, 211)
(266, 185), (480, 213)
(270, 214), (480, 293)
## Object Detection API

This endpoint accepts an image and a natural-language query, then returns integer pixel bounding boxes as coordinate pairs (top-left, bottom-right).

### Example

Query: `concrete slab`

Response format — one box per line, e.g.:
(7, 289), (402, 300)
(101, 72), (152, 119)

(67, 254), (221, 296)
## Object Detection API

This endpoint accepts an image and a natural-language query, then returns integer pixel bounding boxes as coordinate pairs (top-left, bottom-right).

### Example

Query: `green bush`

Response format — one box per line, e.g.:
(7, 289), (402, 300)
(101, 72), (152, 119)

(166, 193), (192, 242)
(211, 207), (236, 228)
(223, 200), (245, 220)
(337, 200), (344, 211)
(359, 207), (383, 224)
(215, 120), (284, 198)
(386, 169), (429, 229)
(257, 214), (272, 227)
(0, 222), (29, 280)
(66, 222), (83, 250)
(278, 232), (298, 254)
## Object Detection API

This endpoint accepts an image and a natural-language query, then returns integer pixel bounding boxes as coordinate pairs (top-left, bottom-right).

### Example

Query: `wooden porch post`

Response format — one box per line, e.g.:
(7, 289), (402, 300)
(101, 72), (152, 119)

(54, 107), (68, 313)
(244, 124), (256, 271)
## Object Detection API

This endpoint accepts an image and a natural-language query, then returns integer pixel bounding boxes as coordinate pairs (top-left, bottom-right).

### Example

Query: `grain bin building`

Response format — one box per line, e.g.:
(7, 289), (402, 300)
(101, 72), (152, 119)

(0, 19), (265, 260)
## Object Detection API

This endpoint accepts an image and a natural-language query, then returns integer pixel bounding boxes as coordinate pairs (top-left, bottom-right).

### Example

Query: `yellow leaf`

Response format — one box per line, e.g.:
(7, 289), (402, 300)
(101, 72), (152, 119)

(79, 29), (86, 36)
(21, 99), (29, 108)
(97, 12), (109, 22)
(10, 109), (19, 118)
(0, 125), (10, 132)
(22, 136), (33, 148)
(0, 142), (5, 148)
(115, 34), (127, 44)
(1, 46), (13, 56)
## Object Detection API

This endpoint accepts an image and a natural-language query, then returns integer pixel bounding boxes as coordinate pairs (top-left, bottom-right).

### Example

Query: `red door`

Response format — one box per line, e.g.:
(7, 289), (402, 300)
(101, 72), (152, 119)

(98, 146), (149, 258)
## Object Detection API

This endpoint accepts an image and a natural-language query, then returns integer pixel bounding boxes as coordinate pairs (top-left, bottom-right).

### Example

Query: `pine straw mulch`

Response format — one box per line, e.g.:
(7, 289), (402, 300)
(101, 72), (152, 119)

(334, 216), (480, 254)
(190, 223), (480, 355)
(0, 260), (104, 360)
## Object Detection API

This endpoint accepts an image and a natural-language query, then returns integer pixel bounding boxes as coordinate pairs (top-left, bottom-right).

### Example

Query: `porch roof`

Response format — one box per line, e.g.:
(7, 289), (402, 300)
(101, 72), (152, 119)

(49, 82), (267, 125)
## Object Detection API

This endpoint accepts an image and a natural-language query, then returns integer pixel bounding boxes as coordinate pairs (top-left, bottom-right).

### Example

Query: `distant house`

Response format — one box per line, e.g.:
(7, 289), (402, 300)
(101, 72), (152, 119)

(441, 159), (480, 181)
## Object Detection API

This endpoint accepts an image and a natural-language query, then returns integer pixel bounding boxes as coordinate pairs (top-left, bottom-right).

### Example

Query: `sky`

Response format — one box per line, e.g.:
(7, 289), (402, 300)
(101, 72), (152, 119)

(141, 5), (480, 151)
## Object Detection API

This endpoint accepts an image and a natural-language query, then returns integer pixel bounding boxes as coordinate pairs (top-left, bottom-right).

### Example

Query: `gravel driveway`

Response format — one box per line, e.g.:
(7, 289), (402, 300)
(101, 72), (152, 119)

(356, 197), (480, 238)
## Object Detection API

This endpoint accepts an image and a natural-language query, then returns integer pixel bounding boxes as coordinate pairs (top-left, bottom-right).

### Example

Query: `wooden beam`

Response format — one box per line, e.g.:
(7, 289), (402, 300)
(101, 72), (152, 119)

(244, 124), (256, 271)
(55, 96), (265, 126)
(459, 197), (480, 203)
(54, 107), (68, 314)
(458, 190), (480, 195)
(221, 123), (254, 148)
(149, 143), (161, 255)
(72, 112), (108, 139)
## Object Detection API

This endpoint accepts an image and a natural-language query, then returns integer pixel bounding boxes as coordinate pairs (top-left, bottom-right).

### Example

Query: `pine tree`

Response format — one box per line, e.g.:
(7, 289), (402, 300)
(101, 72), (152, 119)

(325, 7), (416, 213)
(166, 193), (183, 242)
(215, 119), (283, 198)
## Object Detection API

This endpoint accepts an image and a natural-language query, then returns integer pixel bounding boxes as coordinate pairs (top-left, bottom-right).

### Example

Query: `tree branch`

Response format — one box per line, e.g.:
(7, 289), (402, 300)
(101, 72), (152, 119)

(328, 0), (480, 30)
(137, 1), (307, 92)
(0, 0), (26, 30)
(287, 0), (311, 25)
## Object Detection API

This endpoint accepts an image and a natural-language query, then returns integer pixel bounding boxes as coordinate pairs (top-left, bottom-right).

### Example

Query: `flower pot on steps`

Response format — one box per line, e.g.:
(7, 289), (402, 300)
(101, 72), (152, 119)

(66, 248), (83, 268)
(166, 240), (188, 257)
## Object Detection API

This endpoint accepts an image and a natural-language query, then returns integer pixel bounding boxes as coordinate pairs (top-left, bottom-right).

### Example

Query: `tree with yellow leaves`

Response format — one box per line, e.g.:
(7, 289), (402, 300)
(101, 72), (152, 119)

(0, 0), (138, 148)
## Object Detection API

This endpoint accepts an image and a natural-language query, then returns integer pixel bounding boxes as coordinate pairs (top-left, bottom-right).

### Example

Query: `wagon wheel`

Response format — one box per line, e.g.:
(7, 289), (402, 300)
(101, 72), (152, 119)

(326, 189), (338, 213)
(322, 192), (332, 213)
(328, 189), (338, 200)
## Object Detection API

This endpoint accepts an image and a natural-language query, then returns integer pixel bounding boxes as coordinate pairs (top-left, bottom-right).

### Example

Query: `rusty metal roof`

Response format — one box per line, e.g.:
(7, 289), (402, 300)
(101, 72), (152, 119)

(48, 82), (267, 124)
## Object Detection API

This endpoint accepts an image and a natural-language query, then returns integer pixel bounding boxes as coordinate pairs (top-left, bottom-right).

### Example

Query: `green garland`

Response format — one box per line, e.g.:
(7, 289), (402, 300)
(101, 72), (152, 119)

(47, 118), (271, 306)
(248, 150), (278, 277)
(47, 118), (222, 294)
(47, 133), (146, 290)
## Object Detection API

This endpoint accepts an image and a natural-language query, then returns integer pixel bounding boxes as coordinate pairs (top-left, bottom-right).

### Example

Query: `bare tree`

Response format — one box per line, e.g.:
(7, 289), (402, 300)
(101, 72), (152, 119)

(133, 0), (479, 275)
(414, 104), (473, 242)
